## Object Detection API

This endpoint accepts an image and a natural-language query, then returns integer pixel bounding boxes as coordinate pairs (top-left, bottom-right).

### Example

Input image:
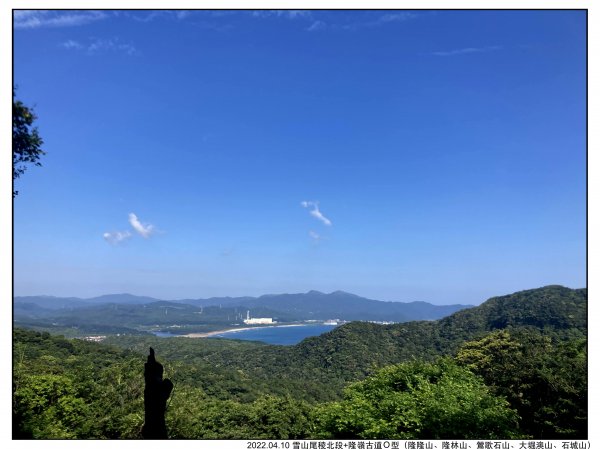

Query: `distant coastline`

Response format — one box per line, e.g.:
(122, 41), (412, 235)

(182, 323), (311, 339)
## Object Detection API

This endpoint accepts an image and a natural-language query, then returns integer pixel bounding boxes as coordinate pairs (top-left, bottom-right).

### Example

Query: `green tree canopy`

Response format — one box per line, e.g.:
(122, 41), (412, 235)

(316, 357), (521, 439)
(456, 329), (587, 438)
(13, 90), (45, 197)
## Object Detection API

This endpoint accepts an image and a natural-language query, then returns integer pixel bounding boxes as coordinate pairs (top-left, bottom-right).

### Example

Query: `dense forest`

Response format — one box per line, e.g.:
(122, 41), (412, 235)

(13, 285), (587, 439)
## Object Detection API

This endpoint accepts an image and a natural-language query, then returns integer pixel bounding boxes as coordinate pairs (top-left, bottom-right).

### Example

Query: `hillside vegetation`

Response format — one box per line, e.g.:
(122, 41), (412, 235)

(13, 285), (587, 439)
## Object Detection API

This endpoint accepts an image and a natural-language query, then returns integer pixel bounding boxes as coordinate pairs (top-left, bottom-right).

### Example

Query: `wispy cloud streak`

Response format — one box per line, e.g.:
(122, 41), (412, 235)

(307, 11), (417, 32)
(301, 201), (332, 226)
(61, 37), (136, 55)
(128, 213), (155, 238)
(247, 10), (417, 32)
(431, 45), (502, 56)
(14, 10), (108, 29)
(89, 38), (136, 55)
(251, 10), (312, 19)
(377, 12), (417, 23)
(61, 39), (83, 50)
(103, 230), (131, 245)
(307, 20), (326, 32)
(128, 10), (191, 22)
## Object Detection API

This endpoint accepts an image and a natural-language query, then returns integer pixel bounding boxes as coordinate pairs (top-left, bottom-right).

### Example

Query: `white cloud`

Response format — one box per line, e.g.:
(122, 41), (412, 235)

(252, 10), (312, 20)
(432, 46), (502, 56)
(13, 11), (42, 20)
(61, 37), (136, 55)
(310, 208), (332, 226)
(309, 12), (418, 32)
(103, 212), (157, 244)
(61, 39), (83, 50)
(128, 10), (194, 22)
(14, 10), (108, 29)
(377, 12), (417, 23)
(281, 10), (311, 19)
(103, 230), (131, 245)
(307, 20), (326, 32)
(128, 11), (164, 22)
(91, 38), (136, 55)
(301, 201), (332, 226)
(128, 213), (155, 238)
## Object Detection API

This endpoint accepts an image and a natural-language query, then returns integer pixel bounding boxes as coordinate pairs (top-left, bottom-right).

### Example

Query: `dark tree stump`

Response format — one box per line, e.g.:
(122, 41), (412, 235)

(142, 347), (173, 439)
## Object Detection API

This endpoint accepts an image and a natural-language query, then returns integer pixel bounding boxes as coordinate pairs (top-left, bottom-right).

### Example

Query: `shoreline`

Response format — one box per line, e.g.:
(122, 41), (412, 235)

(181, 323), (320, 339)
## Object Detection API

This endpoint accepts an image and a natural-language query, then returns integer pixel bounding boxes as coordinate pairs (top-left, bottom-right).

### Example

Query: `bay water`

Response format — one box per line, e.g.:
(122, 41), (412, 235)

(209, 324), (337, 345)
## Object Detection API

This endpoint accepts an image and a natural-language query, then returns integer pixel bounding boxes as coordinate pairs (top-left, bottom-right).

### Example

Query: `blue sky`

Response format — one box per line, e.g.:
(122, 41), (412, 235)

(12, 10), (586, 304)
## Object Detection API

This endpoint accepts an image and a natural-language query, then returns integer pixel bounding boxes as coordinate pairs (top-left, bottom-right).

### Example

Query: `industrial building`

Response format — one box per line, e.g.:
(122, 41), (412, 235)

(243, 310), (275, 325)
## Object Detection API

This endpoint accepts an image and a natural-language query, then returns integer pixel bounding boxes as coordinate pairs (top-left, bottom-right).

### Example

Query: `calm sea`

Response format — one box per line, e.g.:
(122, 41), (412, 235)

(209, 324), (337, 345)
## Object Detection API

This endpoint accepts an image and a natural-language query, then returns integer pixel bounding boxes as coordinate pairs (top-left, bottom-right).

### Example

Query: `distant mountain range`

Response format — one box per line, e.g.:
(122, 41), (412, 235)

(13, 290), (472, 325)
(14, 293), (160, 310)
(174, 290), (470, 321)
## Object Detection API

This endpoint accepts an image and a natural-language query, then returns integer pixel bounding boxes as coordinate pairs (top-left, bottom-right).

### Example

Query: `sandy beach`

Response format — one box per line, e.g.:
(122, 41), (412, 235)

(182, 323), (307, 338)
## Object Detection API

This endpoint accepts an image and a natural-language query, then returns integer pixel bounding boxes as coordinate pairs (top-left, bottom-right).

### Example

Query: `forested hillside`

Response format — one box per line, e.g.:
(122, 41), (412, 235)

(13, 285), (587, 439)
